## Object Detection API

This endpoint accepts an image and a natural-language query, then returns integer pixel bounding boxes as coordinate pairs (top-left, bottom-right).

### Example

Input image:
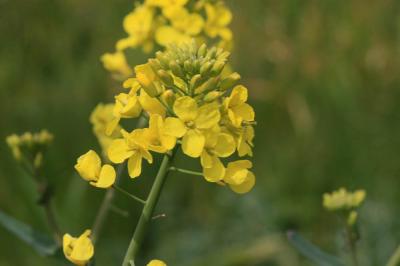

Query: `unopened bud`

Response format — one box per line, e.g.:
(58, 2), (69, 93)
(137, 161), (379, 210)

(157, 70), (174, 87)
(200, 62), (213, 76)
(190, 74), (203, 90)
(197, 43), (207, 58)
(169, 61), (184, 78)
(210, 60), (225, 76)
(203, 91), (223, 102)
(195, 77), (219, 95)
(219, 72), (241, 91)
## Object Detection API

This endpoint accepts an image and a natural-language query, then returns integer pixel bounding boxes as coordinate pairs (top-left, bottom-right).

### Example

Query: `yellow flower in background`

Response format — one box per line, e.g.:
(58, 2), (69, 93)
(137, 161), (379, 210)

(204, 3), (232, 41)
(163, 96), (221, 157)
(323, 188), (366, 211)
(63, 230), (94, 266)
(147, 259), (167, 266)
(146, 0), (187, 8)
(223, 160), (256, 194)
(117, 5), (154, 52)
(100, 51), (132, 79)
(90, 103), (122, 154)
(108, 129), (153, 178)
(75, 150), (116, 188)
(6, 134), (22, 160)
(237, 125), (255, 157)
(223, 85), (255, 127)
(201, 129), (235, 182)
(155, 7), (204, 46)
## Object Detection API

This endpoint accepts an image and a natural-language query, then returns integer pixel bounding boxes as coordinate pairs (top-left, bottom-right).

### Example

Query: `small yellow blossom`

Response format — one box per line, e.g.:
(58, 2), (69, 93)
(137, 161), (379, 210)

(323, 188), (366, 211)
(163, 96), (220, 157)
(146, 114), (177, 153)
(223, 85), (255, 128)
(75, 150), (116, 188)
(101, 51), (132, 79)
(90, 103), (122, 154)
(201, 129), (235, 182)
(108, 129), (153, 178)
(223, 160), (256, 194)
(347, 210), (358, 226)
(63, 230), (94, 266)
(147, 259), (167, 266)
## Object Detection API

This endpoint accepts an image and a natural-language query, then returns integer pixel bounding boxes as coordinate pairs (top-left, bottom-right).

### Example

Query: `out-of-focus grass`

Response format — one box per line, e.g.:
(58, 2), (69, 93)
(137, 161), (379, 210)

(1, 0), (400, 265)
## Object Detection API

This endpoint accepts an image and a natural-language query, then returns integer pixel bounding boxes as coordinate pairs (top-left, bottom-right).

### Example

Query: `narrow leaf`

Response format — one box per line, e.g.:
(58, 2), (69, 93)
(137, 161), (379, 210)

(387, 245), (400, 266)
(287, 230), (344, 266)
(0, 210), (58, 256)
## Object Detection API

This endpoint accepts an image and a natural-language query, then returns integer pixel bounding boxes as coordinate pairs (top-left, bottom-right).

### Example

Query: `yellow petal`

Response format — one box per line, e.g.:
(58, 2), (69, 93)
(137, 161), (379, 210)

(147, 259), (167, 266)
(200, 150), (213, 168)
(182, 129), (205, 158)
(232, 103), (255, 122)
(74, 150), (101, 181)
(139, 89), (166, 117)
(92, 164), (116, 188)
(128, 152), (143, 178)
(229, 171), (255, 194)
(163, 117), (187, 137)
(160, 134), (177, 150)
(203, 156), (225, 182)
(155, 26), (191, 47)
(214, 133), (235, 157)
(185, 14), (204, 35)
(63, 230), (94, 266)
(173, 96), (198, 122)
(228, 85), (248, 107)
(108, 139), (134, 163)
(195, 103), (220, 129)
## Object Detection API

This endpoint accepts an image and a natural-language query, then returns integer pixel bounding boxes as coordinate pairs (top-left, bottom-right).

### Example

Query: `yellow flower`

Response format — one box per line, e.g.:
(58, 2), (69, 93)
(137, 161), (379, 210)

(237, 125), (255, 157)
(146, 0), (187, 8)
(223, 85), (255, 127)
(201, 129), (235, 182)
(100, 51), (132, 79)
(135, 63), (164, 97)
(139, 89), (167, 117)
(90, 103), (122, 153)
(6, 134), (21, 160)
(347, 210), (358, 226)
(106, 83), (142, 135)
(323, 188), (366, 211)
(223, 160), (255, 194)
(163, 96), (220, 157)
(75, 150), (116, 188)
(108, 129), (153, 178)
(204, 3), (232, 41)
(63, 230), (94, 266)
(155, 7), (204, 47)
(117, 5), (154, 51)
(147, 259), (167, 266)
(147, 114), (177, 153)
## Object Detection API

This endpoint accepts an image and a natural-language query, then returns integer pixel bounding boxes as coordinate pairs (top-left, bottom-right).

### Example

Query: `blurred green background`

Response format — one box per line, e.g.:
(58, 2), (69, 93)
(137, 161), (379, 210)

(1, 0), (400, 265)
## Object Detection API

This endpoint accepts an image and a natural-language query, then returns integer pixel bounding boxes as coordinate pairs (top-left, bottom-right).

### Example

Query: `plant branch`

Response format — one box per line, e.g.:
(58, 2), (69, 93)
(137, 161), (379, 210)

(169, 166), (203, 176)
(113, 185), (146, 205)
(122, 150), (176, 266)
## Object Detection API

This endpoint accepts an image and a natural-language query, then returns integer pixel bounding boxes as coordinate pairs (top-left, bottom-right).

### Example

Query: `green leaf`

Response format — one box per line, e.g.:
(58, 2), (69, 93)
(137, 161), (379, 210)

(0, 210), (58, 256)
(287, 231), (344, 266)
(386, 245), (400, 266)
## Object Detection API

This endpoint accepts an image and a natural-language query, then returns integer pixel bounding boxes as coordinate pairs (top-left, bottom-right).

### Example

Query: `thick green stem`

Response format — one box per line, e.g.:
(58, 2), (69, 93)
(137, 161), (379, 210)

(122, 152), (175, 266)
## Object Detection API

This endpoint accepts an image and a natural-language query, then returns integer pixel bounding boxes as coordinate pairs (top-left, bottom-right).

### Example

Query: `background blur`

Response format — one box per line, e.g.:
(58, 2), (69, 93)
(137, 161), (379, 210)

(1, 0), (400, 265)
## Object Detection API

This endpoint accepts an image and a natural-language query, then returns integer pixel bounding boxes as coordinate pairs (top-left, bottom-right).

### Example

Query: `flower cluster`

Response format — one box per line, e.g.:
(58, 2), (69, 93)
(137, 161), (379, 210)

(63, 230), (94, 265)
(323, 188), (366, 225)
(101, 0), (233, 79)
(99, 41), (255, 193)
(6, 130), (53, 169)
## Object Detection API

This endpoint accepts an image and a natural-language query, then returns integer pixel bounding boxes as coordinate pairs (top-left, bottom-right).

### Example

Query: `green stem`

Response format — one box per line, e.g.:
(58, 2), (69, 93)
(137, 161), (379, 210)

(345, 224), (359, 266)
(122, 151), (176, 266)
(113, 185), (146, 205)
(169, 166), (203, 176)
(387, 245), (400, 266)
(91, 116), (147, 244)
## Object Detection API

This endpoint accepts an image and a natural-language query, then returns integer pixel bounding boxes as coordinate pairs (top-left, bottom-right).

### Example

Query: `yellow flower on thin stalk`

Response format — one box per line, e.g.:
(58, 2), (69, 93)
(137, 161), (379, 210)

(223, 160), (256, 194)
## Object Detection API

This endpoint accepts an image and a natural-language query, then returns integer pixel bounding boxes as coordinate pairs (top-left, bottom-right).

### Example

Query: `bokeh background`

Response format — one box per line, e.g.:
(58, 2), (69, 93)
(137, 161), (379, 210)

(1, 0), (400, 265)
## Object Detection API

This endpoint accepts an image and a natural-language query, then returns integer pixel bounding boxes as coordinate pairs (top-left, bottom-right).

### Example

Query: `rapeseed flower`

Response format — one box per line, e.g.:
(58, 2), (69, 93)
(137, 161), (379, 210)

(75, 150), (116, 188)
(223, 160), (256, 194)
(63, 230), (94, 266)
(147, 259), (167, 266)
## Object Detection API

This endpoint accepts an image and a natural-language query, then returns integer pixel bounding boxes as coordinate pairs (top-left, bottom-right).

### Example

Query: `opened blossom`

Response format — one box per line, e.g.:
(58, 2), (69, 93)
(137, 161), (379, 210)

(75, 150), (116, 188)
(63, 230), (94, 266)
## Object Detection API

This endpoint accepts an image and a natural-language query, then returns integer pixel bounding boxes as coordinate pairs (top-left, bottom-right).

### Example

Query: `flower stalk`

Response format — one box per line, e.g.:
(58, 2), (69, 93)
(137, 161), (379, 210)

(122, 151), (176, 266)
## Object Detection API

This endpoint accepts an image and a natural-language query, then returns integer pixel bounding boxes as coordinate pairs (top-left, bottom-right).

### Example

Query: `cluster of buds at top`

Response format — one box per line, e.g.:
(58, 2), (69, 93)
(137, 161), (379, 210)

(79, 41), (256, 194)
(6, 130), (53, 169)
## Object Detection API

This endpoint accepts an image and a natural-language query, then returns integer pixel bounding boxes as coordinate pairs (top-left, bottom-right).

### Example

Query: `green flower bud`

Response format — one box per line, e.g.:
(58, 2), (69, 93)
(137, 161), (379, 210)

(195, 77), (219, 95)
(203, 91), (223, 102)
(197, 43), (207, 58)
(169, 61), (185, 78)
(190, 74), (203, 90)
(200, 61), (213, 76)
(210, 60), (226, 76)
(219, 72), (241, 91)
(157, 70), (174, 87)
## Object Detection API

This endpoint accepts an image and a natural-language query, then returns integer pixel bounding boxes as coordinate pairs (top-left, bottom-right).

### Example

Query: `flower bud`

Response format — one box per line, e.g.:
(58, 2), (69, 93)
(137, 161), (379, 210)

(157, 70), (174, 87)
(204, 91), (223, 102)
(195, 77), (219, 94)
(190, 74), (203, 90)
(200, 61), (213, 76)
(197, 43), (207, 58)
(135, 64), (162, 97)
(169, 61), (185, 78)
(210, 60), (226, 76)
(219, 72), (241, 91)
